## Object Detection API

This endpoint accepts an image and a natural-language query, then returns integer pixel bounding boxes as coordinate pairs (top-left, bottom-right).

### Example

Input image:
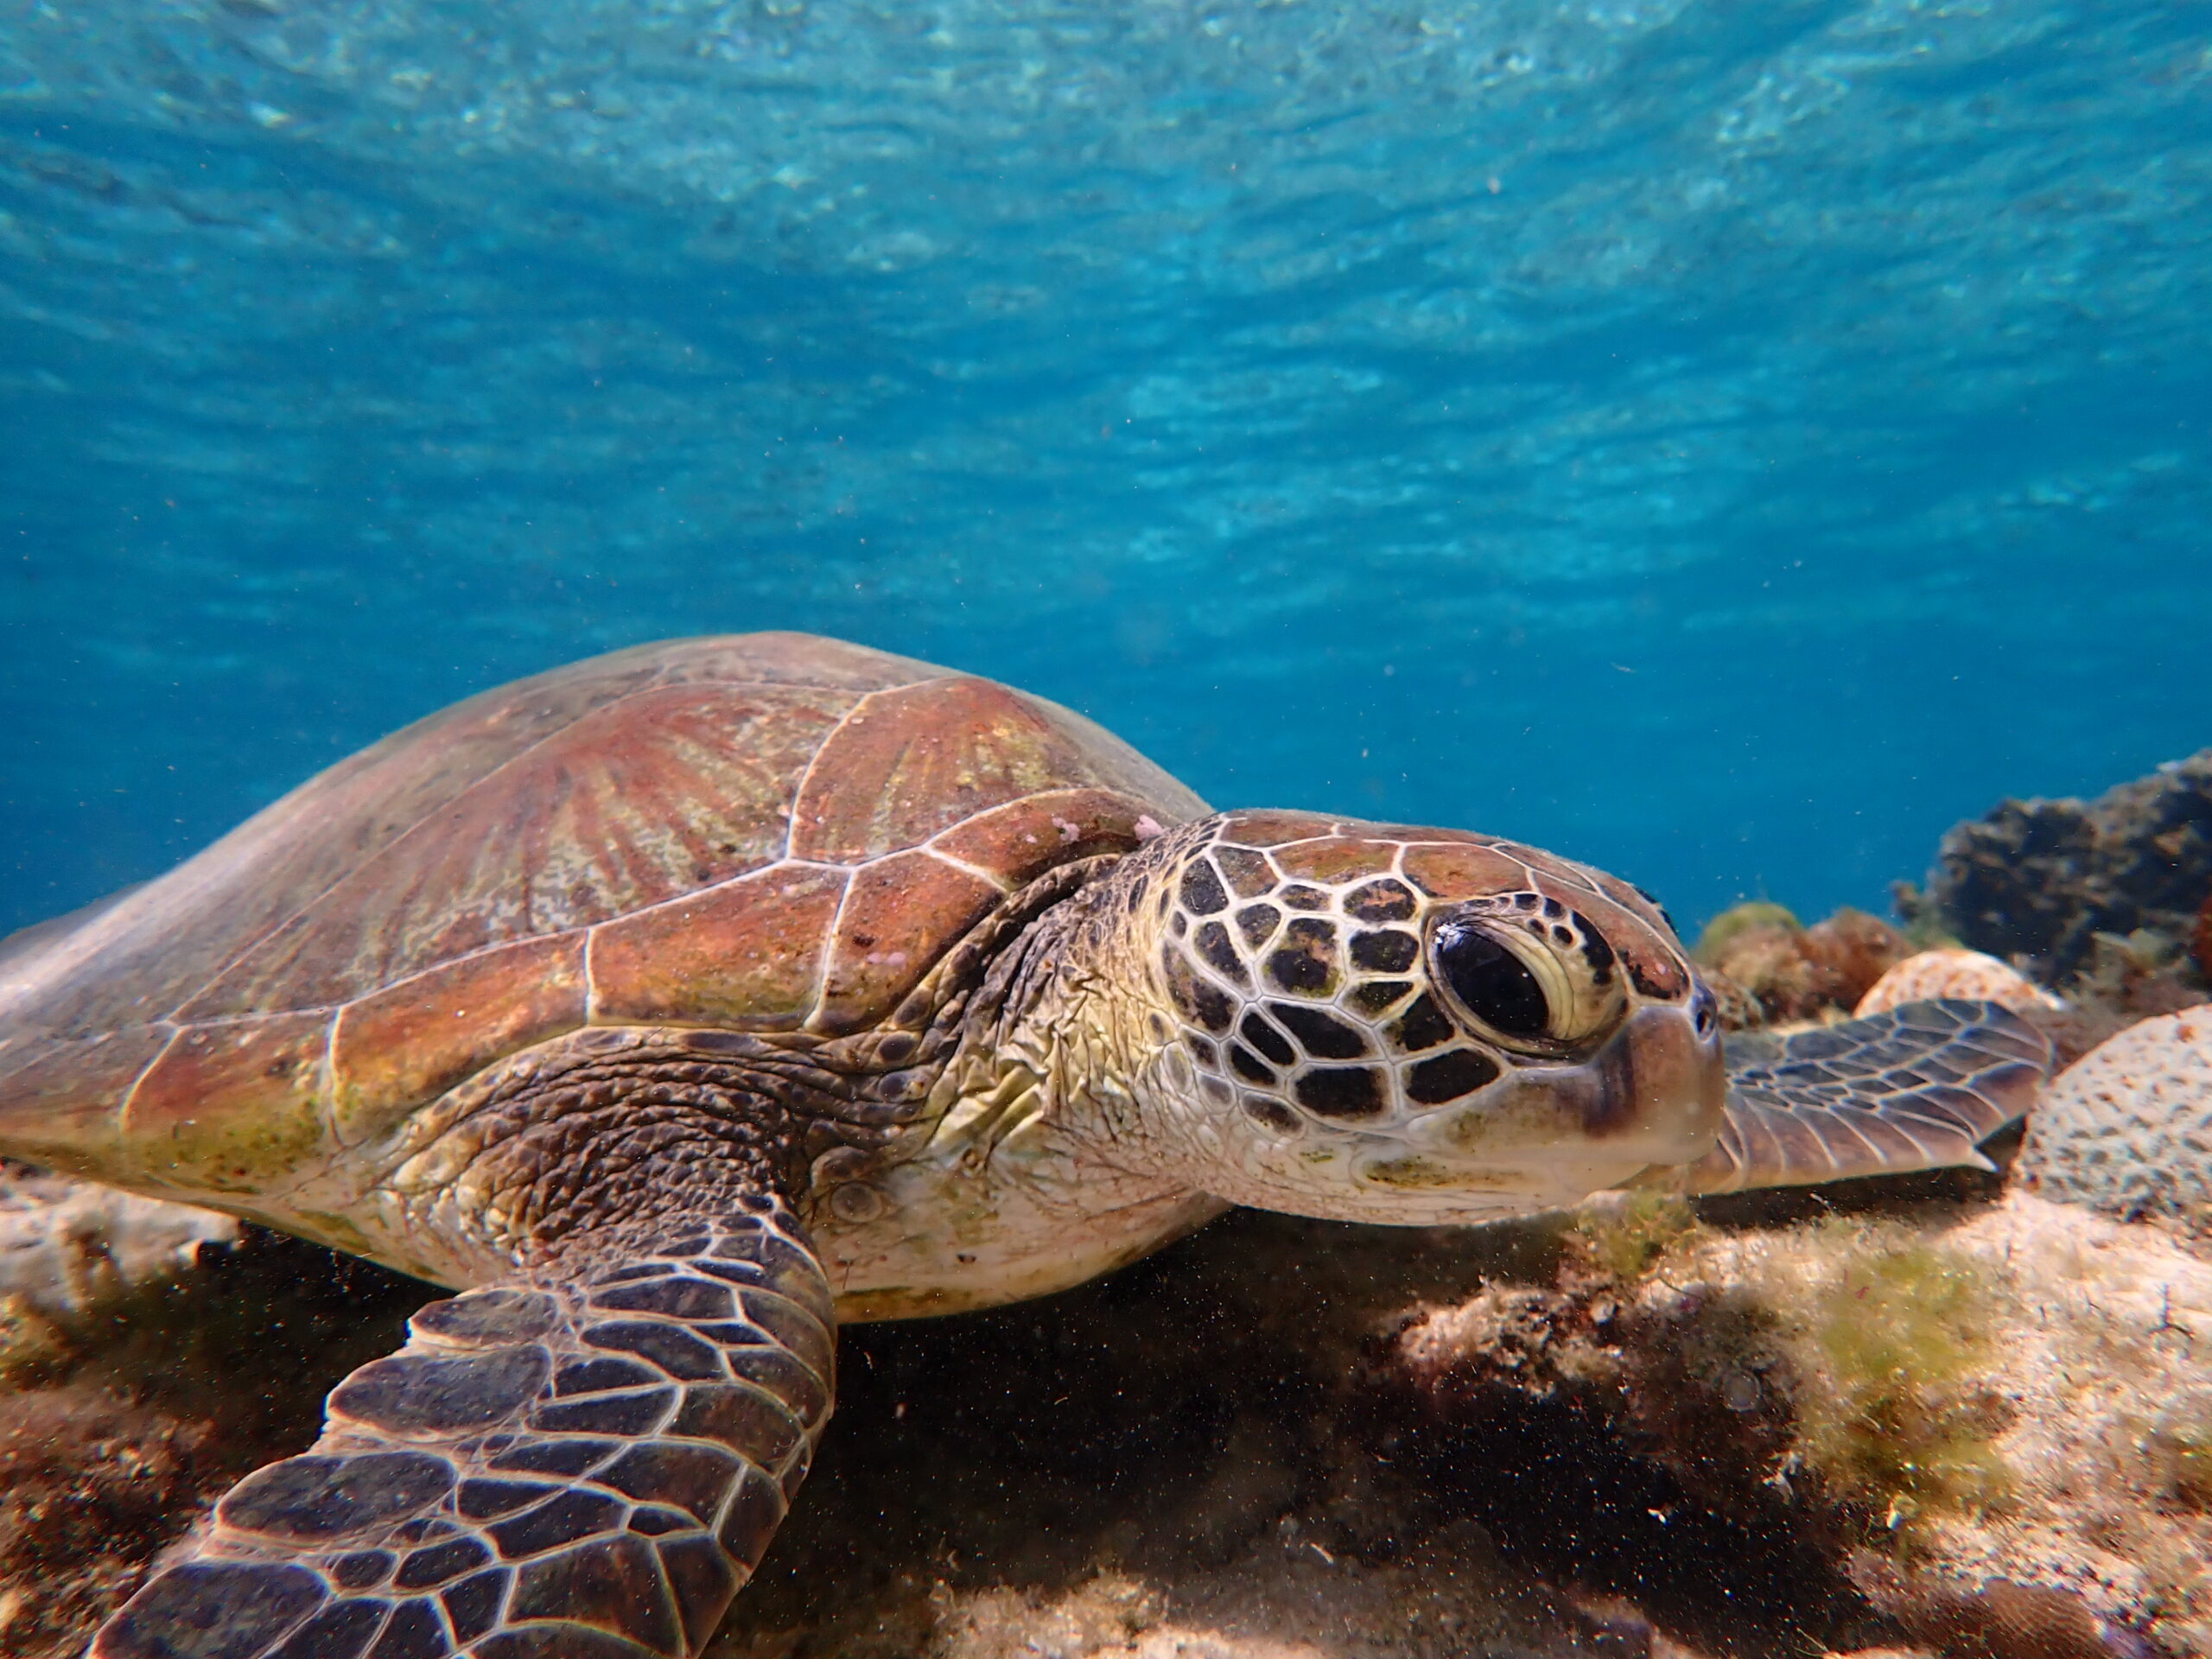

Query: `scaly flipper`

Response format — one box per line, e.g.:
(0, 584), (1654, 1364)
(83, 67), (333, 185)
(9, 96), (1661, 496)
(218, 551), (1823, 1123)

(1680, 998), (2054, 1195)
(94, 1202), (832, 1659)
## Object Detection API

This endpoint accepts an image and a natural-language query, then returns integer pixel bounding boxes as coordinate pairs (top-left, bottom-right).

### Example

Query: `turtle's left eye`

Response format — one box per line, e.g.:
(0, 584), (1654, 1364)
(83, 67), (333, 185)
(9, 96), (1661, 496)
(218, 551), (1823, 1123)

(1433, 925), (1550, 1040)
(1428, 899), (1628, 1053)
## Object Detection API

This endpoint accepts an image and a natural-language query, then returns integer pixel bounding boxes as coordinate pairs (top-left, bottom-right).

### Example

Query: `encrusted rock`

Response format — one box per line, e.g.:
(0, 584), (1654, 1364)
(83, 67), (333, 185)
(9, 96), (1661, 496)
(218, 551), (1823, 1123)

(1854, 950), (2063, 1019)
(1393, 1188), (2212, 1656)
(0, 1160), (237, 1315)
(2019, 1006), (2212, 1224)
(1695, 906), (1909, 1026)
(1926, 750), (2212, 983)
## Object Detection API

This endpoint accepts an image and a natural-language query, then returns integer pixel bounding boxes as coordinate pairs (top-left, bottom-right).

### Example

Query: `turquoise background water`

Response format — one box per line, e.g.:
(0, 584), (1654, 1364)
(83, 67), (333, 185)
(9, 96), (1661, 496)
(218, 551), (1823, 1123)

(3, 2), (2209, 939)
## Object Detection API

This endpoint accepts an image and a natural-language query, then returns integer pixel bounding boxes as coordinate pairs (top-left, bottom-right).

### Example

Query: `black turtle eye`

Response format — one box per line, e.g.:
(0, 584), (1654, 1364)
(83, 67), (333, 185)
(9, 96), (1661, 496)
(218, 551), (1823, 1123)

(1433, 922), (1553, 1040)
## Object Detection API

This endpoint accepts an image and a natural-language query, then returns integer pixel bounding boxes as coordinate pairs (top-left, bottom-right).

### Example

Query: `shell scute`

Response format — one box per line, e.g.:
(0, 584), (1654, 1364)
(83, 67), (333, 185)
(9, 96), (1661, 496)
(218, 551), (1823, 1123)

(791, 678), (1090, 865)
(586, 865), (849, 1033)
(123, 1011), (334, 1193)
(928, 787), (1163, 888)
(0, 1026), (165, 1173)
(645, 632), (953, 693)
(331, 935), (590, 1147)
(812, 853), (1001, 1036)
(176, 682), (855, 1021)
(1, 663), (667, 1049)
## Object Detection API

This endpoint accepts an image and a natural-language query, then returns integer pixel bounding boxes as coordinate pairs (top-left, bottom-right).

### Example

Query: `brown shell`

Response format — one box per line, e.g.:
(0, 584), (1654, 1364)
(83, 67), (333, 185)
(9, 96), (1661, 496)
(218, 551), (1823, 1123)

(0, 633), (1208, 1192)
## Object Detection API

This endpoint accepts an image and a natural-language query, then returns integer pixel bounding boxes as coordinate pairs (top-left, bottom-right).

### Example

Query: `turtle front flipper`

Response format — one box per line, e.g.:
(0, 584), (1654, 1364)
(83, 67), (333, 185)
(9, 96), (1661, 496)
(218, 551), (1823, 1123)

(93, 1204), (833, 1659)
(1678, 998), (2055, 1196)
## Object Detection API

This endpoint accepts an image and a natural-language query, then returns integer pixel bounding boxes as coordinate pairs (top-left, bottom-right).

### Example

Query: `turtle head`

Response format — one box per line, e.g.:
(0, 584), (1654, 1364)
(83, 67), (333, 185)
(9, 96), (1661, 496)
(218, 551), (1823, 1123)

(1124, 811), (1723, 1224)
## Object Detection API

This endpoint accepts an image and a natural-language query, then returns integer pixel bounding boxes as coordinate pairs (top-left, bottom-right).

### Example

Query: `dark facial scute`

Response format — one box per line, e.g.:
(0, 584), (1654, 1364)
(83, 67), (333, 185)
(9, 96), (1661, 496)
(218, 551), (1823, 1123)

(1391, 992), (1454, 1052)
(1349, 929), (1419, 974)
(1238, 1013), (1297, 1067)
(1294, 1066), (1386, 1119)
(1163, 945), (1235, 1033)
(1629, 954), (1687, 999)
(1265, 918), (1338, 996)
(1269, 1003), (1369, 1059)
(1344, 879), (1418, 923)
(1406, 1048), (1503, 1106)
(1230, 1044), (1275, 1084)
(1235, 903), (1281, 948)
(1242, 1095), (1300, 1134)
(1179, 860), (1230, 916)
(1194, 920), (1249, 985)
(1191, 980), (1234, 1033)
(1350, 979), (1413, 1016)
(1577, 924), (1616, 985)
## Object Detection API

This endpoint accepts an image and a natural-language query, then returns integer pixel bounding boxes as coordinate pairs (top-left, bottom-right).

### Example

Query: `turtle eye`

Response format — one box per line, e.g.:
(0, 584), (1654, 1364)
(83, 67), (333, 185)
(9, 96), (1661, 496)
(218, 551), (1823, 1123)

(1433, 924), (1552, 1041)
(1427, 900), (1628, 1052)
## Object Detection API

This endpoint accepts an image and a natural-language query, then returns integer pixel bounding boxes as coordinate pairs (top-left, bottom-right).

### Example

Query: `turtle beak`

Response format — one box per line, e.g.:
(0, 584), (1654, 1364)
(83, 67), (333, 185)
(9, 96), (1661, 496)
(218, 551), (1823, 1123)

(1562, 1001), (1727, 1165)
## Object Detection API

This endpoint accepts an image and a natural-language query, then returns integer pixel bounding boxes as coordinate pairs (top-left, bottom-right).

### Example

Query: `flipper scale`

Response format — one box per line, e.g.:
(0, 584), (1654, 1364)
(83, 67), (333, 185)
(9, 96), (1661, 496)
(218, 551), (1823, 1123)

(93, 1206), (832, 1659)
(1681, 998), (2054, 1195)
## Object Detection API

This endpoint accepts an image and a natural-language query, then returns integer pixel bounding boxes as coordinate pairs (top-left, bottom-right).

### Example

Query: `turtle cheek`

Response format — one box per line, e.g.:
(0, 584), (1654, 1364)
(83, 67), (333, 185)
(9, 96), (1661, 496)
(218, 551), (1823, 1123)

(1521, 1005), (1724, 1167)
(1408, 1007), (1722, 1185)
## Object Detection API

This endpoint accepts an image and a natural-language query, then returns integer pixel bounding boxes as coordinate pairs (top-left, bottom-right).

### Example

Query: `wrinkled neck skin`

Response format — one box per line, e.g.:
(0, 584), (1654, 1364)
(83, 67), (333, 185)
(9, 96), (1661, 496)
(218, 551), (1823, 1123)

(810, 855), (1224, 1323)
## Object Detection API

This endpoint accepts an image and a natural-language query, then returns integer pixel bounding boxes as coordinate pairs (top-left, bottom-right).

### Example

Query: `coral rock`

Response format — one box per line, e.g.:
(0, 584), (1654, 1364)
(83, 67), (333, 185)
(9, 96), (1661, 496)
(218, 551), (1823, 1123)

(1927, 750), (2212, 982)
(1696, 905), (1909, 1026)
(2019, 1006), (2212, 1224)
(1855, 950), (2065, 1019)
(0, 1160), (237, 1315)
(1395, 1189), (2212, 1655)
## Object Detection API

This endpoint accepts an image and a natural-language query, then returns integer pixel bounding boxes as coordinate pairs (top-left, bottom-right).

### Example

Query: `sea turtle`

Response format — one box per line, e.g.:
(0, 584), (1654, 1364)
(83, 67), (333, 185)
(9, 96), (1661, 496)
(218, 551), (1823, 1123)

(0, 633), (2052, 1659)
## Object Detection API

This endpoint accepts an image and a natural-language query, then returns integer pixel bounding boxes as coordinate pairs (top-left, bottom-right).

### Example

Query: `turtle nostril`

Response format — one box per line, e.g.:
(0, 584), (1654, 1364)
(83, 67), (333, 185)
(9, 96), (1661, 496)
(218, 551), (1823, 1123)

(1691, 988), (1718, 1039)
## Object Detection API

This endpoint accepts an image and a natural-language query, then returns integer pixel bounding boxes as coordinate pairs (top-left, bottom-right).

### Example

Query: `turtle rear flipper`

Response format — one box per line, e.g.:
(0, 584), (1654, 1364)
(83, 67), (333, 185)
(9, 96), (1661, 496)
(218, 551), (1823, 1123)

(94, 1204), (833, 1659)
(1679, 998), (2055, 1195)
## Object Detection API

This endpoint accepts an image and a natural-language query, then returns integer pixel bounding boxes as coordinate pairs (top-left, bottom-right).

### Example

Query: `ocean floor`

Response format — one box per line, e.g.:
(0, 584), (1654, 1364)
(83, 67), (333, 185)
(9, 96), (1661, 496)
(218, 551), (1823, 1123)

(4, 1158), (2209, 1659)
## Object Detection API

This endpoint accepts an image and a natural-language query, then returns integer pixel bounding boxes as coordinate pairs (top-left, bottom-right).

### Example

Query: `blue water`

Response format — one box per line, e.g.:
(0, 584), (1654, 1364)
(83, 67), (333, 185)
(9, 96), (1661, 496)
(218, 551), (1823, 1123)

(2, 1), (2209, 940)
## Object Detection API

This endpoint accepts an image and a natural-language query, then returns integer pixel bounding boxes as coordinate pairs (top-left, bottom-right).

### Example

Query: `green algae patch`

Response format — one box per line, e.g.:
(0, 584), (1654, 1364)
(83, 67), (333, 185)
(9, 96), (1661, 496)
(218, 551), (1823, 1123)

(1566, 1192), (1700, 1286)
(127, 1105), (330, 1199)
(1785, 1231), (2013, 1537)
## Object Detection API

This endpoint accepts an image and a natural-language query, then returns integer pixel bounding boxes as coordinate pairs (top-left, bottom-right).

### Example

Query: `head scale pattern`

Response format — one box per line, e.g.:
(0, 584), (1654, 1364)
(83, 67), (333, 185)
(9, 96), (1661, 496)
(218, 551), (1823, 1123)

(1133, 811), (1719, 1217)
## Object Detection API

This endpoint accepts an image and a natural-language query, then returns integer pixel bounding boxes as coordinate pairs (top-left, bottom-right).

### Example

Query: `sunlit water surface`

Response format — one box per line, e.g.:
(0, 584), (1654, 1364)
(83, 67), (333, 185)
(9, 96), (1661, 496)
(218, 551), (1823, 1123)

(3, 1), (2209, 935)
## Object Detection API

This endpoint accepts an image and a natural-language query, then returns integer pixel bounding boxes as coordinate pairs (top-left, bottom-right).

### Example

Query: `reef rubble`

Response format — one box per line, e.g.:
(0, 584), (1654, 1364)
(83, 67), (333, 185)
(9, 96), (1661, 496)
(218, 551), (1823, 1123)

(1913, 749), (2212, 987)
(1402, 1185), (2212, 1657)
(0, 1159), (236, 1317)
(3, 1166), (2208, 1659)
